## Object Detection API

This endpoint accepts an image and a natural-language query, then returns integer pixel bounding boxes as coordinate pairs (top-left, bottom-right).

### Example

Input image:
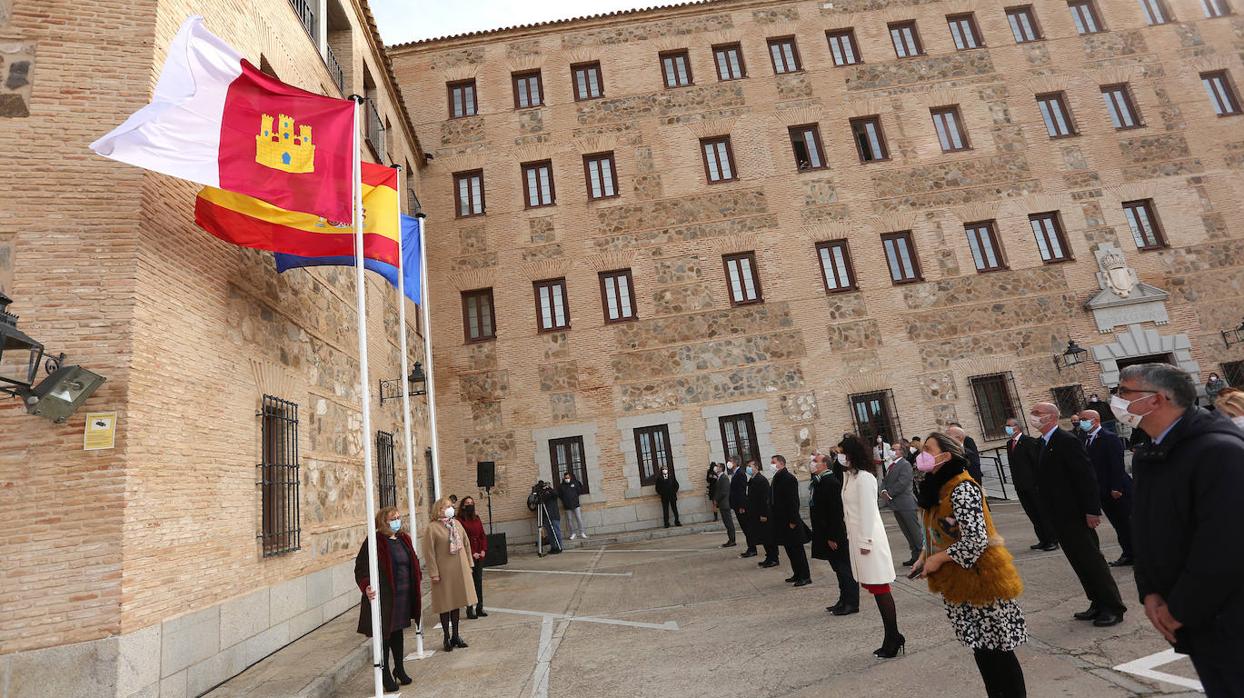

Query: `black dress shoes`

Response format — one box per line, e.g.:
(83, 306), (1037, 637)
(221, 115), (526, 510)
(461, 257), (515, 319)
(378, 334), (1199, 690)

(1093, 611), (1124, 627)
(1109, 556), (1134, 567)
(826, 602), (842, 613)
(1039, 542), (1060, 551)
(739, 550), (758, 558)
(792, 578), (812, 587)
(903, 556), (919, 567)
(785, 575), (799, 583)
(831, 604), (859, 616)
(1029, 543), (1045, 550)
(760, 560), (779, 568)
(722, 541), (737, 548)
(1074, 606), (1100, 621)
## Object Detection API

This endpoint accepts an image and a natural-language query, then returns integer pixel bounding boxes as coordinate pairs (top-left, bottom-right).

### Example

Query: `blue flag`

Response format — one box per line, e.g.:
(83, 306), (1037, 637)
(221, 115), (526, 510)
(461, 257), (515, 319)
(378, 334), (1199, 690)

(275, 214), (422, 305)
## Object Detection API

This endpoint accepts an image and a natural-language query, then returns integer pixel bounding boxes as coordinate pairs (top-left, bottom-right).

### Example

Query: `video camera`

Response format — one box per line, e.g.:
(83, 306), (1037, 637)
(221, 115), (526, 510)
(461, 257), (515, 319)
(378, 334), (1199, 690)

(527, 480), (552, 511)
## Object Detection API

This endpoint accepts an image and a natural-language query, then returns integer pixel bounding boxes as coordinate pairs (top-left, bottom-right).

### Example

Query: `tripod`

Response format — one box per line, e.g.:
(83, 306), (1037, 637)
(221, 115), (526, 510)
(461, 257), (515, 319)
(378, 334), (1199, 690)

(534, 495), (562, 557)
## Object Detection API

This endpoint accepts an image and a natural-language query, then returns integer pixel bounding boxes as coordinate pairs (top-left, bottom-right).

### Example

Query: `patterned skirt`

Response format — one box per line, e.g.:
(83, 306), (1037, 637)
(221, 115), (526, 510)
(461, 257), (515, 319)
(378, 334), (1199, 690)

(943, 598), (1028, 651)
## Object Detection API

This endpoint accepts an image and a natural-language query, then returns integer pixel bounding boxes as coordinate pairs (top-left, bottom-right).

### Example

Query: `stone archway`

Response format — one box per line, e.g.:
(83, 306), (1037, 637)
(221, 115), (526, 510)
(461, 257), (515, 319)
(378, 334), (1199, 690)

(1091, 324), (1200, 389)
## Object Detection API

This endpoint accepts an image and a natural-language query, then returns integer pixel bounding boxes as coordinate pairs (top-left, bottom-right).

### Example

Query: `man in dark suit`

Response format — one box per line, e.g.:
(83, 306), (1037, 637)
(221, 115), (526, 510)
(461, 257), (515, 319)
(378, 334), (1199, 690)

(746, 462), (780, 568)
(770, 455), (811, 586)
(1030, 402), (1127, 627)
(1078, 409), (1133, 567)
(1005, 416), (1059, 551)
(809, 453), (858, 614)
(728, 458), (755, 558)
(948, 423), (984, 482)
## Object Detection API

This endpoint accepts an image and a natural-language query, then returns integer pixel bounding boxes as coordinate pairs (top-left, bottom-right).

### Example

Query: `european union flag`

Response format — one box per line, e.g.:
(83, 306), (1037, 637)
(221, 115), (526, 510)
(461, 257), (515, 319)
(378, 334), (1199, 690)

(275, 214), (422, 305)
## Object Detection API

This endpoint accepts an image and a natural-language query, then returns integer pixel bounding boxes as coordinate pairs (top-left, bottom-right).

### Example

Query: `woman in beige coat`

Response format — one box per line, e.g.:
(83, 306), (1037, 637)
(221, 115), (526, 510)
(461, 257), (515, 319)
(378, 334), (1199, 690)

(422, 496), (477, 652)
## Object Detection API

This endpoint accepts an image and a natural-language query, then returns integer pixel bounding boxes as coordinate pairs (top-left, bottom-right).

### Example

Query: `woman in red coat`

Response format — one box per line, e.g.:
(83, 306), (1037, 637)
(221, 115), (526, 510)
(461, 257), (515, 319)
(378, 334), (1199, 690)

(355, 506), (422, 692)
(457, 496), (489, 619)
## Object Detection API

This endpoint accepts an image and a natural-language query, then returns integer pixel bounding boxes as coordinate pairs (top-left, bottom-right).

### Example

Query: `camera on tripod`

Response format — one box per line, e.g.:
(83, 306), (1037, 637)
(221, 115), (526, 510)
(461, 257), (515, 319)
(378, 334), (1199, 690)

(527, 480), (562, 555)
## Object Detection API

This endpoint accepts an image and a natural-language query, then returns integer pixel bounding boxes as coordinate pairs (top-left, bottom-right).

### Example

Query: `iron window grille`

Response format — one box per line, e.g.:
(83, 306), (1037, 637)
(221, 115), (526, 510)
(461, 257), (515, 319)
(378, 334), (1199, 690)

(1006, 6), (1043, 43)
(635, 425), (674, 486)
(288, 0), (317, 43)
(969, 372), (1024, 441)
(849, 390), (903, 446)
(259, 395), (301, 557)
(713, 43), (747, 80)
(364, 97), (384, 157)
(1030, 212), (1073, 263)
(550, 437), (590, 494)
(1051, 385), (1087, 418)
(826, 29), (862, 66)
(377, 431), (397, 509)
(719, 413), (759, 465)
(424, 446), (437, 504)
(1221, 360), (1244, 388)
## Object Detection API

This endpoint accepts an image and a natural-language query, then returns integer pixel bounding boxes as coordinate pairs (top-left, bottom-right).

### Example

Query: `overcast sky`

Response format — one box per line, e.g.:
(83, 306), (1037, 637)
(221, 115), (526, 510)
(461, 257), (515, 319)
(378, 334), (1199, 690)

(370, 0), (685, 45)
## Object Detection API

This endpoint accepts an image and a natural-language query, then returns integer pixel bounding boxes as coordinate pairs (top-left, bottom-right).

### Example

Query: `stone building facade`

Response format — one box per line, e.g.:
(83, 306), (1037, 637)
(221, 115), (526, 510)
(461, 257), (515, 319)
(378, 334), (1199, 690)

(389, 0), (1244, 542)
(0, 1), (430, 696)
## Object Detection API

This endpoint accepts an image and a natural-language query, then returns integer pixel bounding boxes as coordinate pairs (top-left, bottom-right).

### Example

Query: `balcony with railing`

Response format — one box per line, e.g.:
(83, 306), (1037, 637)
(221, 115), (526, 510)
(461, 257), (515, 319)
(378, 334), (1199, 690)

(365, 97), (385, 158)
(289, 0), (317, 42)
(325, 43), (345, 94)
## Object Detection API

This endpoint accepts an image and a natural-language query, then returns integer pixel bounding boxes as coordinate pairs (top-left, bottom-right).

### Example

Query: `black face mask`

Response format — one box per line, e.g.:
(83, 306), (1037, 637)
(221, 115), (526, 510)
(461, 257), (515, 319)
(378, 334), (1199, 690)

(462, 505), (476, 516)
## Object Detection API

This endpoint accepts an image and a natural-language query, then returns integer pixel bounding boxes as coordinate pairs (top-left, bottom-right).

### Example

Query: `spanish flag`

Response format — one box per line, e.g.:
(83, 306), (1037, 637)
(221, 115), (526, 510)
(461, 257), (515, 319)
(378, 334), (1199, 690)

(193, 162), (398, 264)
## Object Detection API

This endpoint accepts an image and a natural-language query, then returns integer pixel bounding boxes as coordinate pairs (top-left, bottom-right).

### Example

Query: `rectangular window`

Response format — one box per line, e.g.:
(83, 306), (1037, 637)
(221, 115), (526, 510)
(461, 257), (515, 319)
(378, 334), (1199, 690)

(723, 252), (762, 305)
(947, 13), (984, 49)
(817, 240), (857, 292)
(634, 425), (673, 486)
(700, 136), (737, 183)
(1203, 0), (1233, 16)
(719, 413), (759, 465)
(1202, 71), (1242, 116)
(1102, 84), (1141, 129)
(549, 437), (589, 494)
(965, 221), (1007, 272)
(453, 170), (485, 218)
(881, 231), (922, 284)
(534, 278), (570, 332)
(583, 152), (618, 200)
(521, 160), (555, 208)
(661, 50), (693, 88)
(1006, 6), (1043, 43)
(826, 29), (862, 66)
(1037, 92), (1077, 137)
(1029, 212), (1072, 263)
(768, 36), (802, 74)
(1138, 0), (1171, 24)
(1069, 0), (1105, 33)
(931, 106), (970, 152)
(260, 395), (300, 557)
(849, 116), (889, 163)
(970, 372), (1022, 440)
(376, 431), (396, 509)
(572, 62), (603, 101)
(600, 269), (636, 323)
(789, 124), (827, 171)
(713, 43), (747, 80)
(447, 79), (477, 118)
(889, 21), (924, 58)
(1123, 199), (1167, 250)
(512, 70), (543, 109)
(462, 288), (496, 342)
(1051, 385), (1087, 418)
(850, 390), (903, 446)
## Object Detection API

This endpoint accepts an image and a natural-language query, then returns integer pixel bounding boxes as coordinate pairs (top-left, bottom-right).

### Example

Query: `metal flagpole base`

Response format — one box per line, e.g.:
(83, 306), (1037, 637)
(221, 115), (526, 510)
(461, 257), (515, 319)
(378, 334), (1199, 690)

(405, 623), (436, 660)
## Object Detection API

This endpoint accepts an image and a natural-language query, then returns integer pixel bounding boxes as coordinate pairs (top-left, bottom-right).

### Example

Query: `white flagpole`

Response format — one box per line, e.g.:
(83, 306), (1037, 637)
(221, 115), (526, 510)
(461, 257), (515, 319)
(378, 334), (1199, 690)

(350, 96), (386, 698)
(418, 215), (442, 495)
(393, 165), (431, 661)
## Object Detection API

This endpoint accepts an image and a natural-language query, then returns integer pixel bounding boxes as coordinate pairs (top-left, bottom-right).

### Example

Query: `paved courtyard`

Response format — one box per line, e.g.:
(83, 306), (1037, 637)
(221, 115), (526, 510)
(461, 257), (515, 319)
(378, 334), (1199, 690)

(339, 501), (1201, 697)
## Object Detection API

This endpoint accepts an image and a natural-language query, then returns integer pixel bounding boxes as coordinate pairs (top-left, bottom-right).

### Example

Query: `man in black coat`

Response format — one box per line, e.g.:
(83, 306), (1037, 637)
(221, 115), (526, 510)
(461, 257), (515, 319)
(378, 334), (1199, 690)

(1030, 402), (1126, 626)
(770, 455), (811, 586)
(654, 466), (681, 528)
(1078, 409), (1133, 566)
(728, 459), (756, 558)
(1121, 363), (1244, 695)
(948, 423), (984, 482)
(746, 462), (780, 568)
(809, 453), (858, 614)
(1005, 416), (1058, 551)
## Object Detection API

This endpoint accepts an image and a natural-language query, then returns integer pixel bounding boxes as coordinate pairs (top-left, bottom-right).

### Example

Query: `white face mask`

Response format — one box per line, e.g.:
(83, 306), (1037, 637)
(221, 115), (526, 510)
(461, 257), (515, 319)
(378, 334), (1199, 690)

(1233, 416), (1244, 429)
(1027, 414), (1046, 431)
(836, 453), (848, 466)
(443, 506), (455, 519)
(1110, 394), (1153, 429)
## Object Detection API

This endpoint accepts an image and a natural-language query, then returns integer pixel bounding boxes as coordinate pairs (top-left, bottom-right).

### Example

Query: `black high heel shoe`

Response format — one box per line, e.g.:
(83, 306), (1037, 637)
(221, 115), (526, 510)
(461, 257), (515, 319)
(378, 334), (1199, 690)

(382, 668), (399, 692)
(873, 634), (906, 659)
(443, 637), (454, 652)
(452, 635), (469, 648)
(393, 668), (413, 686)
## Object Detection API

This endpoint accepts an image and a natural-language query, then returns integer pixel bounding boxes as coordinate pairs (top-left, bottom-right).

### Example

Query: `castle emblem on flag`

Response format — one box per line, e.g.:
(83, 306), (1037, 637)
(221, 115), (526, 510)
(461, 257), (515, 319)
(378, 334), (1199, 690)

(256, 113), (315, 173)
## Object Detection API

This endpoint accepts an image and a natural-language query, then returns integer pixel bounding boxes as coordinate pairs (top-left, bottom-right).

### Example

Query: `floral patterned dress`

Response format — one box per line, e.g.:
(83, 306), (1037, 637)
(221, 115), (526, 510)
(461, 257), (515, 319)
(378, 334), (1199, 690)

(941, 481), (1029, 651)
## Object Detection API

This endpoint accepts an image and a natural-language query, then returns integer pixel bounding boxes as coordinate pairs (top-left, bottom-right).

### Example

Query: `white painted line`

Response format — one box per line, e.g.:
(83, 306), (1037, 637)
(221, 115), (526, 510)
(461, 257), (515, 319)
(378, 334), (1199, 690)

(530, 614), (554, 698)
(490, 568), (633, 577)
(561, 548), (720, 554)
(1113, 648), (1203, 692)
(491, 607), (679, 631)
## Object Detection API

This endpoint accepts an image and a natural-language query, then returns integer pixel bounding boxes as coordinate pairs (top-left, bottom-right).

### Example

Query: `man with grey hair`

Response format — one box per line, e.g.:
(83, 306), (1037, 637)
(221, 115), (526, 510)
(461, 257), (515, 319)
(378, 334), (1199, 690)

(1119, 363), (1244, 695)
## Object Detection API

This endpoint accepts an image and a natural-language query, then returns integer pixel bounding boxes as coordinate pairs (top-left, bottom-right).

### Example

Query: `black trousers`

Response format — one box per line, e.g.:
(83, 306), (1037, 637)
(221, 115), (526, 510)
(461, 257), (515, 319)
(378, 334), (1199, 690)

(470, 561), (484, 608)
(1016, 488), (1058, 546)
(755, 521), (779, 562)
(973, 648), (1026, 697)
(661, 497), (681, 526)
(737, 510), (757, 551)
(1054, 520), (1125, 614)
(829, 555), (859, 607)
(1100, 494), (1134, 558)
(784, 542), (810, 581)
(1191, 653), (1244, 698)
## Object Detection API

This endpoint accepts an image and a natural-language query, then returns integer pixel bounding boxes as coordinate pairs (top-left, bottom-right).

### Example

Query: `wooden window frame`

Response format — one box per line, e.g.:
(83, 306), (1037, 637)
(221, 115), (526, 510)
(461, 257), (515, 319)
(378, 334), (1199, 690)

(931, 105), (971, 152)
(521, 160), (556, 209)
(660, 49), (693, 88)
(1138, 0), (1172, 24)
(881, 231), (923, 285)
(888, 21), (925, 58)
(1037, 92), (1078, 138)
(1123, 199), (1167, 250)
(599, 269), (637, 324)
(634, 425), (674, 487)
(788, 124), (828, 171)
(964, 220), (1008, 273)
(512, 70), (544, 109)
(461, 288), (496, 343)
(447, 79), (477, 119)
(1068, 0), (1106, 34)
(1101, 83), (1142, 129)
(533, 278), (571, 333)
(850, 116), (890, 163)
(549, 436), (590, 495)
(723, 252), (763, 306)
(718, 413), (760, 465)
(1029, 212), (1073, 264)
(767, 35), (803, 74)
(1006, 5), (1044, 43)
(571, 61), (604, 101)
(816, 240), (857, 293)
(849, 390), (903, 446)
(1202, 0), (1233, 17)
(947, 13), (985, 50)
(453, 169), (485, 218)
(712, 42), (747, 81)
(582, 152), (619, 201)
(1202, 71), (1242, 116)
(700, 136), (738, 183)
(826, 28), (863, 66)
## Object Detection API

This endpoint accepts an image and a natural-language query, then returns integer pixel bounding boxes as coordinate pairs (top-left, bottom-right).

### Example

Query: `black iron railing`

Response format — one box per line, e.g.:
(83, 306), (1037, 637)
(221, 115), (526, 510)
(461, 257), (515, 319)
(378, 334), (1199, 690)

(365, 97), (385, 157)
(325, 43), (345, 94)
(289, 0), (317, 42)
(259, 395), (301, 556)
(377, 431), (396, 509)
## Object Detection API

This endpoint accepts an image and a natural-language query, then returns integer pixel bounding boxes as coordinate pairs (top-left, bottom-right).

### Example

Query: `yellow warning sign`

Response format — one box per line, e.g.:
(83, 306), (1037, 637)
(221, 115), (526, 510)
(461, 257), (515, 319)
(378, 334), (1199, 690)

(84, 412), (117, 451)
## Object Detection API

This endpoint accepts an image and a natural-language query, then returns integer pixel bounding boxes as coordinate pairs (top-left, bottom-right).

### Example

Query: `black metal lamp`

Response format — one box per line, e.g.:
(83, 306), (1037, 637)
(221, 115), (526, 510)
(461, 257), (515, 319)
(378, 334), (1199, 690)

(1053, 339), (1089, 372)
(1222, 318), (1244, 348)
(379, 362), (427, 405)
(25, 361), (107, 423)
(0, 291), (45, 397)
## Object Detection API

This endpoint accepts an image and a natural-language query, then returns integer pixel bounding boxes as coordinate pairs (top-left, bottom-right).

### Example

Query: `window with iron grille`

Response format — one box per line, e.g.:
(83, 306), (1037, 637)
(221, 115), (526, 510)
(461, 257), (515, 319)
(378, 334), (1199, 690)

(377, 431), (397, 509)
(817, 240), (856, 293)
(889, 21), (924, 58)
(931, 106), (970, 152)
(462, 288), (496, 342)
(1037, 92), (1077, 138)
(1069, 0), (1105, 33)
(425, 446), (438, 505)
(1202, 71), (1242, 116)
(572, 62), (603, 101)
(512, 70), (543, 109)
(583, 152), (618, 200)
(634, 425), (674, 486)
(965, 221), (1007, 272)
(1138, 0), (1171, 24)
(550, 437), (590, 494)
(1051, 385), (1087, 418)
(700, 136), (737, 183)
(850, 116), (889, 162)
(1221, 360), (1244, 388)
(453, 170), (484, 217)
(850, 390), (903, 446)
(448, 79), (477, 118)
(882, 231), (922, 284)
(1029, 212), (1073, 263)
(600, 269), (636, 323)
(1202, 0), (1232, 17)
(260, 395), (300, 557)
(723, 252), (762, 305)
(1102, 84), (1142, 129)
(534, 278), (570, 332)
(826, 29), (862, 66)
(661, 50), (693, 88)
(947, 14), (984, 49)
(969, 373), (1023, 440)
(522, 160), (555, 208)
(713, 43), (747, 80)
(767, 36), (802, 74)
(789, 124), (827, 171)
(1123, 199), (1167, 250)
(1006, 6), (1043, 43)
(719, 414), (759, 465)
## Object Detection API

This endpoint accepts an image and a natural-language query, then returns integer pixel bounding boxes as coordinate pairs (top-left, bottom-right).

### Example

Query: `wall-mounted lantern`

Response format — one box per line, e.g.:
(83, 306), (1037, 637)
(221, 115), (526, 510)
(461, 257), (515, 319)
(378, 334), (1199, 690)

(379, 361), (427, 405)
(0, 292), (106, 422)
(1053, 339), (1089, 372)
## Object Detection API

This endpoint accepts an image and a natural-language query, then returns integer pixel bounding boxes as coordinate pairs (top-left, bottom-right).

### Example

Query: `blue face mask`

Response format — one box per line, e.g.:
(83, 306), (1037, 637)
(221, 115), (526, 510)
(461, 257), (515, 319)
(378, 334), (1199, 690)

(745, 466), (754, 477)
(1004, 425), (1015, 436)
(1079, 419), (1093, 432)
(389, 519), (401, 533)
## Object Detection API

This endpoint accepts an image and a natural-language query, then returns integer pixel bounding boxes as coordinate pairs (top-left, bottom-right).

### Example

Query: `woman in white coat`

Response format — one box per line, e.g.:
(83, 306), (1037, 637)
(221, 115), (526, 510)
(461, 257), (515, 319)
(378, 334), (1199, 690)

(840, 435), (905, 658)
